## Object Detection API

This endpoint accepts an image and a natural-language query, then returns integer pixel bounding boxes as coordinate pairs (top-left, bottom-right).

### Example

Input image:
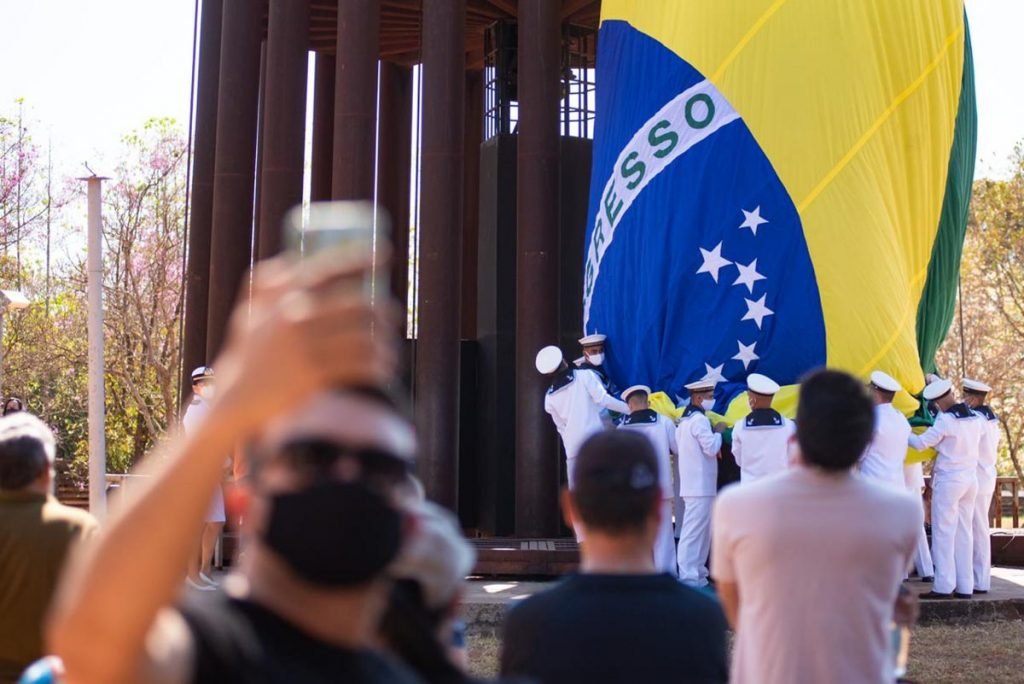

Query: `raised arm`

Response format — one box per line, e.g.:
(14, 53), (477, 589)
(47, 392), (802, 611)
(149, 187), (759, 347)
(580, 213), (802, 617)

(48, 255), (397, 684)
(909, 416), (946, 451)
(581, 369), (629, 414)
(692, 416), (723, 459)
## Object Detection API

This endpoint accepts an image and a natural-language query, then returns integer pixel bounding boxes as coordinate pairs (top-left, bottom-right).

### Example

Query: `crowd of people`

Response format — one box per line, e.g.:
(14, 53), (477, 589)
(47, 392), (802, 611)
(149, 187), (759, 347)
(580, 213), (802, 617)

(537, 334), (1001, 602)
(0, 247), (1004, 684)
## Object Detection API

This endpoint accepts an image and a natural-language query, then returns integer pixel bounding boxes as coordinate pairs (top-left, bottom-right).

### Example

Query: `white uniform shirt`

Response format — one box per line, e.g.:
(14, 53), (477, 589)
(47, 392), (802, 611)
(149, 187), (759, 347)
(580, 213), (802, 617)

(620, 409), (677, 499)
(544, 367), (630, 463)
(731, 410), (795, 484)
(675, 406), (721, 497)
(859, 403), (911, 488)
(974, 406), (1000, 475)
(909, 404), (984, 482)
(182, 395), (209, 434)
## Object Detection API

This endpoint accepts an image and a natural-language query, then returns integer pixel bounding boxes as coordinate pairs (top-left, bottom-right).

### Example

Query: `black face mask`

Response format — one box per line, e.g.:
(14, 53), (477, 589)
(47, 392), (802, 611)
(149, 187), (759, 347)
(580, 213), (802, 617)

(262, 479), (404, 587)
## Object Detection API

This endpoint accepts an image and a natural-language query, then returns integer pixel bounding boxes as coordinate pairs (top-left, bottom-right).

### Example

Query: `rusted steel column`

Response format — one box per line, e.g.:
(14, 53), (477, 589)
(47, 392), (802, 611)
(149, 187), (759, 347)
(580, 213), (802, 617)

(252, 41), (267, 257)
(415, 0), (465, 511)
(257, 0), (308, 259)
(206, 0), (262, 359)
(332, 0), (379, 200)
(515, 0), (562, 536)
(461, 68), (483, 339)
(181, 0), (223, 406)
(377, 62), (412, 329)
(310, 53), (335, 202)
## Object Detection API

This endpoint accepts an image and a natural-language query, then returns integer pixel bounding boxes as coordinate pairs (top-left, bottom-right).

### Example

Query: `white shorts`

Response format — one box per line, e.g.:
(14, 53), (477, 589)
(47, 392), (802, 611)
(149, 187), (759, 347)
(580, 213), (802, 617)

(205, 485), (226, 523)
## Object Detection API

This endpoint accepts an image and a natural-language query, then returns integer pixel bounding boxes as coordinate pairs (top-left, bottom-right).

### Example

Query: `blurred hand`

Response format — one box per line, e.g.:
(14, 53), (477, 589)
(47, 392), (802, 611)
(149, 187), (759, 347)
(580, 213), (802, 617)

(713, 422), (727, 434)
(212, 252), (398, 429)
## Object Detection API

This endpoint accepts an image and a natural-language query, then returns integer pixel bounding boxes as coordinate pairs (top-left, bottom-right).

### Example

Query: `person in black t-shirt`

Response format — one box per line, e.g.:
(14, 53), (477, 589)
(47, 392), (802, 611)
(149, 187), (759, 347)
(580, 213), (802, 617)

(48, 254), (424, 683)
(500, 430), (728, 684)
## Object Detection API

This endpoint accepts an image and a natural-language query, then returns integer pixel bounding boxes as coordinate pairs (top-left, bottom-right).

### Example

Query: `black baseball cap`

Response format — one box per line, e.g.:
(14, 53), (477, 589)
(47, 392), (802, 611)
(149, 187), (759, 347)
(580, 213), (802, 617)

(571, 431), (660, 533)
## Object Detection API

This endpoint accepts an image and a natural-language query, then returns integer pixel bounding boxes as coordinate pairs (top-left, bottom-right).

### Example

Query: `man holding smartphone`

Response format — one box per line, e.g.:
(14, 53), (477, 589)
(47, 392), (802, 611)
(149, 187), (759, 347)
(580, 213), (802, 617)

(48, 249), (425, 683)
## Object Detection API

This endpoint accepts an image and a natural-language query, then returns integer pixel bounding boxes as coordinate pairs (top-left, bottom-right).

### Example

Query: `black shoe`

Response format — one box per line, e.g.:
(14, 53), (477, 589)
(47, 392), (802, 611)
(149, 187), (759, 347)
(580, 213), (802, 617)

(953, 592), (973, 599)
(973, 589), (989, 595)
(918, 591), (953, 599)
(918, 576), (934, 582)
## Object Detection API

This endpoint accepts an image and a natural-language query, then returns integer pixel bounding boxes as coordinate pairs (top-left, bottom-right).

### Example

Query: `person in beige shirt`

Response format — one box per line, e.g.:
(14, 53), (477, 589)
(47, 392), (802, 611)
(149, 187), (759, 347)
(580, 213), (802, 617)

(0, 413), (97, 683)
(713, 369), (920, 684)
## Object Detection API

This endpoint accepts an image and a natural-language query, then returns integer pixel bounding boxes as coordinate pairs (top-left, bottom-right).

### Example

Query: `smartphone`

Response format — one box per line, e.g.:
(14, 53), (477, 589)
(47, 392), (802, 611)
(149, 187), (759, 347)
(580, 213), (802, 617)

(284, 200), (391, 301)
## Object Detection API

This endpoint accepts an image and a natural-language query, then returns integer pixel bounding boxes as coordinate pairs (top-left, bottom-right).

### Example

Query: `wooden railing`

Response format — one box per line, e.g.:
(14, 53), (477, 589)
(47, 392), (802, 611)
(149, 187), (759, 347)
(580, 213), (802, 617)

(991, 477), (1021, 529)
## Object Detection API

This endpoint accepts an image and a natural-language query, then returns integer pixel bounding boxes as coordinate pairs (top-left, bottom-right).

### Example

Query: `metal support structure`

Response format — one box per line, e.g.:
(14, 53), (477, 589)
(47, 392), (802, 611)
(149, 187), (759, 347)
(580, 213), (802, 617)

(332, 0), (379, 200)
(206, 0), (262, 359)
(415, 0), (465, 510)
(181, 0), (222, 406)
(515, 0), (562, 536)
(257, 0), (309, 259)
(311, 52), (335, 202)
(462, 69), (483, 338)
(84, 176), (108, 520)
(377, 62), (413, 325)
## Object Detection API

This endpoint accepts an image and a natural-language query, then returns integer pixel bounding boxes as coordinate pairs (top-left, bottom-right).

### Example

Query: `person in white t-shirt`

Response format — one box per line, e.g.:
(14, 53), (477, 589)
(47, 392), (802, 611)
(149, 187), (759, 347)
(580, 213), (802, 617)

(713, 369), (920, 684)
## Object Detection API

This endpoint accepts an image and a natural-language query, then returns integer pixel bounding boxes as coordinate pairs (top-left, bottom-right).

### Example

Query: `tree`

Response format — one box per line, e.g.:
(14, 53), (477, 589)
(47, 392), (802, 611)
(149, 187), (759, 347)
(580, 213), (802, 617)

(98, 118), (188, 468)
(935, 142), (1024, 483)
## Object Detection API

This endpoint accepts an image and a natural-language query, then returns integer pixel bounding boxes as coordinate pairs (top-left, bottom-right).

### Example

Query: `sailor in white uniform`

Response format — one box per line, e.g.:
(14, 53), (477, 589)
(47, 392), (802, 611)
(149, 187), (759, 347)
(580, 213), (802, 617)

(962, 378), (1000, 594)
(859, 370), (912, 489)
(618, 384), (679, 575)
(574, 333), (612, 389)
(904, 460), (935, 581)
(536, 345), (630, 490)
(910, 378), (985, 598)
(731, 373), (795, 484)
(674, 377), (725, 587)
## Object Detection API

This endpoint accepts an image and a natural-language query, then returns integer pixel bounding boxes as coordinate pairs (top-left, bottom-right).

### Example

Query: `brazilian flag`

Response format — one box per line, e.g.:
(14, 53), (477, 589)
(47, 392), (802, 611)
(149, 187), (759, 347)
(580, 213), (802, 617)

(583, 0), (977, 419)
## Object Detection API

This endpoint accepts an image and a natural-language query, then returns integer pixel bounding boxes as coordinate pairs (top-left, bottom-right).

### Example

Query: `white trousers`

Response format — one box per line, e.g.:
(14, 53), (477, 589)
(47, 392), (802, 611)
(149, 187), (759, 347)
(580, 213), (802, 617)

(911, 513), (934, 580)
(973, 468), (997, 591)
(677, 496), (713, 587)
(931, 475), (978, 594)
(654, 500), (678, 576)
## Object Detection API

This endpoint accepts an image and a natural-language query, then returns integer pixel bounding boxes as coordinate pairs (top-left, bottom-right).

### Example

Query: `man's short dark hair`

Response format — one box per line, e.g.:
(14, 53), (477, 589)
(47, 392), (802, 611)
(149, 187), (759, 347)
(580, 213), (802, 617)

(797, 369), (875, 472)
(571, 431), (660, 534)
(0, 412), (57, 490)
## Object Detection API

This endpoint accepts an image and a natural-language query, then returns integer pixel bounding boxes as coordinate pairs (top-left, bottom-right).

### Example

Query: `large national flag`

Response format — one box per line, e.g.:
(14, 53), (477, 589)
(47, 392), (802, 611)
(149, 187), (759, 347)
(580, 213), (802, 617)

(583, 0), (976, 416)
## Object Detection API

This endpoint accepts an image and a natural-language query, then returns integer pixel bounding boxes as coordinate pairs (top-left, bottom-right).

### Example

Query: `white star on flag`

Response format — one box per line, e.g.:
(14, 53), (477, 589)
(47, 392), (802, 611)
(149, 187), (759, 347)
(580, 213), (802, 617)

(732, 340), (760, 370)
(733, 258), (766, 293)
(742, 294), (774, 329)
(696, 242), (732, 283)
(703, 362), (727, 385)
(739, 206), (768, 235)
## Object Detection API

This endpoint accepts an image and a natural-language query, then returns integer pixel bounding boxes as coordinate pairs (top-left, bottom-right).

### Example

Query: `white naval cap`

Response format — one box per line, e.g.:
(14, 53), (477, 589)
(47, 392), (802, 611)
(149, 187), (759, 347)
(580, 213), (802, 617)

(869, 370), (902, 393)
(683, 378), (716, 392)
(191, 365), (215, 382)
(535, 345), (564, 374)
(620, 384), (652, 401)
(747, 373), (780, 396)
(962, 378), (992, 394)
(578, 333), (607, 346)
(922, 378), (953, 401)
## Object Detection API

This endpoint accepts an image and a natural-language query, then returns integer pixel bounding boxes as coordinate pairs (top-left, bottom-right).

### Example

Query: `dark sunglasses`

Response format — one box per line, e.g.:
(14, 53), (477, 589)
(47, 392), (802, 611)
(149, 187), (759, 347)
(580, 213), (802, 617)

(276, 439), (412, 490)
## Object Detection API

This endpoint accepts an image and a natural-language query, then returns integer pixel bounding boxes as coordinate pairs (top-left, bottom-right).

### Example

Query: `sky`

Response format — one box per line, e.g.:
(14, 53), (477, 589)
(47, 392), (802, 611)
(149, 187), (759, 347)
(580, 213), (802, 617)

(0, 0), (1020, 183)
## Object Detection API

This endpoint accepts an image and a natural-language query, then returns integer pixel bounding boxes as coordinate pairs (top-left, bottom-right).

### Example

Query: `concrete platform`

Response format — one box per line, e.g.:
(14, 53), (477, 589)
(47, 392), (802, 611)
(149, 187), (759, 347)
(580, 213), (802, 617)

(461, 566), (1024, 635)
